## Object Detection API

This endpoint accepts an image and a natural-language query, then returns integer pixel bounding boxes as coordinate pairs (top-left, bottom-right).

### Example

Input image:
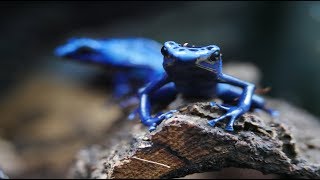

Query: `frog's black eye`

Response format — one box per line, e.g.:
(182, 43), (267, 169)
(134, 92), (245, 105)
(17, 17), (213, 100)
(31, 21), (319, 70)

(209, 50), (220, 61)
(208, 54), (216, 62)
(161, 46), (169, 57)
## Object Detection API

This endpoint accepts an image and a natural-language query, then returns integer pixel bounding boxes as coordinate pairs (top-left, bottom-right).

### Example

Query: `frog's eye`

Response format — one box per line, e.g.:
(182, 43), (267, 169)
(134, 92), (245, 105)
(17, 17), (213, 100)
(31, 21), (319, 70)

(209, 50), (220, 61)
(161, 46), (169, 57)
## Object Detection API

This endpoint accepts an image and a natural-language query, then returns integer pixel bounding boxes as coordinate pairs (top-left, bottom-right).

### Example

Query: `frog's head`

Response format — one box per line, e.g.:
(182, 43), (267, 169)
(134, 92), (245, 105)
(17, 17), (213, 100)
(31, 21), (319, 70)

(54, 38), (103, 62)
(161, 41), (222, 74)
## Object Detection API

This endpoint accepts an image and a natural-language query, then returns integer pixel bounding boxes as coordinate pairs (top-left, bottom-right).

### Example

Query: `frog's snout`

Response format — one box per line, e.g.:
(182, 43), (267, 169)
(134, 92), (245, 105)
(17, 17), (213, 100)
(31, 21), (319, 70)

(54, 45), (69, 57)
(55, 44), (78, 58)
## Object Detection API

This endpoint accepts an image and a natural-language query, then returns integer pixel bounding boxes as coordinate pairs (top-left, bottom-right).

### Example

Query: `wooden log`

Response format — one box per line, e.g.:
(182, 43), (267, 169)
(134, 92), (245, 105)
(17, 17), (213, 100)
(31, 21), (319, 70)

(68, 96), (320, 179)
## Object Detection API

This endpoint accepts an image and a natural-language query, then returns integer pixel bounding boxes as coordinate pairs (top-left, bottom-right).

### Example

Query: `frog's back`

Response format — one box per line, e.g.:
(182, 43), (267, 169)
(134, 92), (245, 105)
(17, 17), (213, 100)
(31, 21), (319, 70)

(98, 38), (163, 71)
(55, 37), (165, 74)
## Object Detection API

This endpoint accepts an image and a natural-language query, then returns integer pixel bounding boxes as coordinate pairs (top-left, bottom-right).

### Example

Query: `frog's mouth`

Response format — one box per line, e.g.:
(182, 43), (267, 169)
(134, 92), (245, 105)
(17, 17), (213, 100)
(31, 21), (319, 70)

(195, 57), (217, 73)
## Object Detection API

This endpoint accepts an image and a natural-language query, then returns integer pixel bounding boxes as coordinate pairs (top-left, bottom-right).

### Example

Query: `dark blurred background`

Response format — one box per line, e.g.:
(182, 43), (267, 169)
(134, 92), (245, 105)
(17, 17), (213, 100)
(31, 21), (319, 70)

(1, 1), (320, 116)
(0, 1), (319, 178)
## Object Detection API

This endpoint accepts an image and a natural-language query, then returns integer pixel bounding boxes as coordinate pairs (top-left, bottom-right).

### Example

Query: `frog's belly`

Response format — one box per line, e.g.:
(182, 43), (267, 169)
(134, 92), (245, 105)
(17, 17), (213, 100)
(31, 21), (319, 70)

(174, 82), (217, 98)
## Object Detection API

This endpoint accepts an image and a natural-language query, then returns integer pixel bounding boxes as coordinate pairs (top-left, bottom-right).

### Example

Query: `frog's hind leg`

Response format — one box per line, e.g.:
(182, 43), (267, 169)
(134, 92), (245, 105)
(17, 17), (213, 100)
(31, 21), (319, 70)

(113, 72), (132, 99)
(215, 83), (279, 117)
(119, 70), (159, 109)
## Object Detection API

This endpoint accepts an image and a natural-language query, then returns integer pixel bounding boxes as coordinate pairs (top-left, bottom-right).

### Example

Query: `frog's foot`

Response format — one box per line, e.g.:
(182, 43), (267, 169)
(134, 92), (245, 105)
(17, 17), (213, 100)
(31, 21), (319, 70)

(210, 102), (231, 111)
(208, 106), (245, 131)
(127, 108), (139, 121)
(265, 108), (280, 118)
(156, 109), (177, 119)
(143, 110), (177, 132)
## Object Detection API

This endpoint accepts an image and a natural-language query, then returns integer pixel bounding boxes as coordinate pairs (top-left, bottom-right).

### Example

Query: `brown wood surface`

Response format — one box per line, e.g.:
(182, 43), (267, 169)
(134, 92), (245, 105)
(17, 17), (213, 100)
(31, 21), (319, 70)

(69, 96), (320, 179)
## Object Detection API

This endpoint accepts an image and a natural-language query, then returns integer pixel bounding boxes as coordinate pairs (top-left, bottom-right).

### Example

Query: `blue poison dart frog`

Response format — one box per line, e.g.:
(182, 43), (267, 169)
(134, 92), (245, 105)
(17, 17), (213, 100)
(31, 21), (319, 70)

(55, 38), (278, 132)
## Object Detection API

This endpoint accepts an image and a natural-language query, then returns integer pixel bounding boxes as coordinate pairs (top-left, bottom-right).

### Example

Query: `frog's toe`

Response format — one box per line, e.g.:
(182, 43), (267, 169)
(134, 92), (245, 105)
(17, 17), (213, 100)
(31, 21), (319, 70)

(208, 114), (227, 127)
(127, 108), (138, 121)
(217, 103), (231, 111)
(210, 102), (216, 107)
(127, 113), (135, 120)
(144, 110), (177, 132)
(208, 120), (217, 127)
(225, 125), (234, 132)
(269, 109), (280, 118)
(210, 102), (230, 111)
(225, 113), (238, 131)
(149, 123), (157, 132)
(158, 110), (177, 119)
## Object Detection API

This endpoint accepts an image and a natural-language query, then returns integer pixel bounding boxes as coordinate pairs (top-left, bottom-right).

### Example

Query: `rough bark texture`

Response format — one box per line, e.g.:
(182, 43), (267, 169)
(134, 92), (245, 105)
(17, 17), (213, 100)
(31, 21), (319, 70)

(68, 95), (320, 179)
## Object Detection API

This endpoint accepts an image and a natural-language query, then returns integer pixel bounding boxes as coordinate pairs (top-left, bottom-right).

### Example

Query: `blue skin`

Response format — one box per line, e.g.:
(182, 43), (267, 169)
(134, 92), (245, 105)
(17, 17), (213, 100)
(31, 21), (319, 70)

(55, 38), (277, 132)
(138, 41), (277, 132)
(55, 37), (165, 99)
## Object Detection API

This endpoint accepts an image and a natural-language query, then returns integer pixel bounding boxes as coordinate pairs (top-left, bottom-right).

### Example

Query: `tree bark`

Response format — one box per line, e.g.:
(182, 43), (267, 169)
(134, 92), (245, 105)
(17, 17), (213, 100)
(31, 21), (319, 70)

(68, 96), (320, 179)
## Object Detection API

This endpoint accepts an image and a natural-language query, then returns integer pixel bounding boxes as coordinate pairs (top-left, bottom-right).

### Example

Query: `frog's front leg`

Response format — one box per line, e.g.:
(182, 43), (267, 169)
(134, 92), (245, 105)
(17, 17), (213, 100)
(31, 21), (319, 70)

(208, 74), (255, 131)
(127, 82), (178, 121)
(138, 74), (177, 131)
